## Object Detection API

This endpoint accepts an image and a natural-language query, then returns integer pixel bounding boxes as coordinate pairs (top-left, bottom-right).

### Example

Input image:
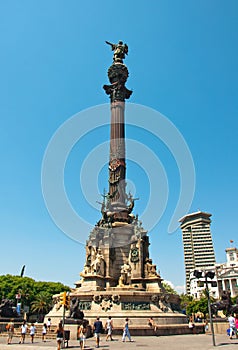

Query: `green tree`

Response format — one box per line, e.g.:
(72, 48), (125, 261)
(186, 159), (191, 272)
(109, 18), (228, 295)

(31, 292), (52, 315)
(231, 295), (238, 305)
(0, 275), (35, 304)
(162, 281), (178, 295)
(18, 285), (31, 307)
(0, 274), (70, 315)
(186, 297), (208, 316)
(185, 288), (216, 317)
(180, 293), (194, 311)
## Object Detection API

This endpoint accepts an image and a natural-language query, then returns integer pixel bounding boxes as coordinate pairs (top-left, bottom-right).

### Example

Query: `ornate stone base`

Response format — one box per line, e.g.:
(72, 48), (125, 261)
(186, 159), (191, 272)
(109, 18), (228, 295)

(45, 288), (186, 335)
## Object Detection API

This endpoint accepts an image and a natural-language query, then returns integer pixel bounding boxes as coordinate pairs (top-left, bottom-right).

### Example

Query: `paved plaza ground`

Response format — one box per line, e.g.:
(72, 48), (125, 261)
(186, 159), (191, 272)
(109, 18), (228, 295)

(1, 334), (238, 350)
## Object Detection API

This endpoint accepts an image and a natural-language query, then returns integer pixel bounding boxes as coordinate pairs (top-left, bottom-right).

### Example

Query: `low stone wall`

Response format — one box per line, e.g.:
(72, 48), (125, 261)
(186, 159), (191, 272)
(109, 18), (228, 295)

(112, 324), (205, 336)
(210, 320), (228, 335)
(62, 323), (204, 340)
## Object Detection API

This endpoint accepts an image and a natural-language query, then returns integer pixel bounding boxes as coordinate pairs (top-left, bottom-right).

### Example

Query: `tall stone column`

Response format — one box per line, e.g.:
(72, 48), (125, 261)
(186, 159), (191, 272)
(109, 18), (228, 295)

(109, 100), (126, 205)
(103, 55), (132, 215)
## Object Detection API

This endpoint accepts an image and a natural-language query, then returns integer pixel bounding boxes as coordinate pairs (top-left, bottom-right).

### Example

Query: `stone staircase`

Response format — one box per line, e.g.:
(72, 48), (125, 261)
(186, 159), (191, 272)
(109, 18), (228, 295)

(0, 321), (205, 339)
(0, 323), (57, 340)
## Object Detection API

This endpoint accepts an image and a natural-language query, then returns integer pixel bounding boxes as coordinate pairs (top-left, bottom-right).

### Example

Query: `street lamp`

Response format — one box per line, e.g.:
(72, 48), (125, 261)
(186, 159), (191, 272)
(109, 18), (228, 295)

(193, 270), (216, 347)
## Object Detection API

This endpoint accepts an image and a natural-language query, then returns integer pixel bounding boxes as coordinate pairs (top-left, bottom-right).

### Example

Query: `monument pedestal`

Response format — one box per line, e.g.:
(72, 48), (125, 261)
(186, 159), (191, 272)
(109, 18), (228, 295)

(46, 220), (187, 329)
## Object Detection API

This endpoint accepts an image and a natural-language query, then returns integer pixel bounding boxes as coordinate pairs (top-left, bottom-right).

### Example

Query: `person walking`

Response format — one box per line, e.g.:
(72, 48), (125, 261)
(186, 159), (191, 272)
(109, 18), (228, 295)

(105, 316), (114, 341)
(6, 318), (14, 345)
(56, 322), (64, 350)
(19, 320), (28, 344)
(47, 317), (51, 332)
(122, 318), (133, 342)
(29, 323), (36, 343)
(93, 317), (103, 348)
(228, 314), (236, 339)
(235, 315), (238, 339)
(78, 322), (87, 349)
(42, 323), (47, 342)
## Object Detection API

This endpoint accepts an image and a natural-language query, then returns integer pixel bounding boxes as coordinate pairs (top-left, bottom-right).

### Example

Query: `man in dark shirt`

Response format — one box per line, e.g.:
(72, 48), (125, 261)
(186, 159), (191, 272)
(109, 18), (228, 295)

(93, 317), (103, 348)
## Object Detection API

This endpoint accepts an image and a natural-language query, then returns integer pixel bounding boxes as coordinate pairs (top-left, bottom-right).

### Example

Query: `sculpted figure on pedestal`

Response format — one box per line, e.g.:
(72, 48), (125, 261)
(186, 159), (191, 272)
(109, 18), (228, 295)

(0, 299), (19, 318)
(80, 245), (94, 276)
(69, 298), (84, 320)
(118, 261), (132, 286)
(80, 263), (91, 276)
(91, 249), (105, 276)
(145, 258), (158, 277)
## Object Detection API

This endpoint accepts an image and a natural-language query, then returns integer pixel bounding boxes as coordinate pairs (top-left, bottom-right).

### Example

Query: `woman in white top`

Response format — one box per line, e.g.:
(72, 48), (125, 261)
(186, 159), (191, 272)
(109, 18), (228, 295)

(47, 317), (51, 332)
(29, 323), (36, 343)
(19, 321), (27, 344)
(42, 323), (47, 342)
(105, 316), (113, 341)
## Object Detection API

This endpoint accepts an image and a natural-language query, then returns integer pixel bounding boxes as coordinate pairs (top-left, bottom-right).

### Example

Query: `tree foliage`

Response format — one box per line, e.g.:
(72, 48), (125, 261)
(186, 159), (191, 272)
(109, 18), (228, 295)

(185, 289), (216, 317)
(0, 274), (70, 315)
(31, 292), (52, 315)
(186, 297), (209, 316)
(162, 281), (178, 295)
(179, 293), (194, 311)
(231, 295), (238, 305)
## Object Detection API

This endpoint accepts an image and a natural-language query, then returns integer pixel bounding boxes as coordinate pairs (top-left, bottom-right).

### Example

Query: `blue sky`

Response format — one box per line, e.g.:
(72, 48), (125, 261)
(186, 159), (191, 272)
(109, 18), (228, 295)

(1, 1), (238, 293)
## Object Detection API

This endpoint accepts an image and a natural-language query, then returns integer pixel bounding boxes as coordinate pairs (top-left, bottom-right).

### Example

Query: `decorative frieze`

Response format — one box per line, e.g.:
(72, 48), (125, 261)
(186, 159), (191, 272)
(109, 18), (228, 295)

(121, 302), (151, 310)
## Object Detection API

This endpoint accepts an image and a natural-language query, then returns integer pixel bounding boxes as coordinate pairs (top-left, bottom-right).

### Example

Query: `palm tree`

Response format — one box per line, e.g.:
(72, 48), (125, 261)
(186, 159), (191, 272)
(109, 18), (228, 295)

(31, 292), (52, 317)
(162, 282), (178, 294)
(18, 286), (30, 307)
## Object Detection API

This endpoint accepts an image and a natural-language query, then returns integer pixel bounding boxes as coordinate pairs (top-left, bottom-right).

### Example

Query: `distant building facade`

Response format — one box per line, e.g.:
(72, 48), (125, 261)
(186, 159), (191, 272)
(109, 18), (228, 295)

(189, 267), (218, 299)
(179, 211), (216, 294)
(215, 247), (238, 298)
(189, 247), (238, 300)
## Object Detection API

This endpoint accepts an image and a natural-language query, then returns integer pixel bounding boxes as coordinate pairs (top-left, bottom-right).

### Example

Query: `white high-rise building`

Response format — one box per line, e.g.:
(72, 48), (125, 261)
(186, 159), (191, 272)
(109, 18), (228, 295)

(179, 211), (216, 294)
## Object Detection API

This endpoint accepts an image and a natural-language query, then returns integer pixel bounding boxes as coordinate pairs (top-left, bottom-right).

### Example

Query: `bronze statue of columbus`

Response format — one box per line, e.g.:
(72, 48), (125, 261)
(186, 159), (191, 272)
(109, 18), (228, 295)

(106, 40), (128, 63)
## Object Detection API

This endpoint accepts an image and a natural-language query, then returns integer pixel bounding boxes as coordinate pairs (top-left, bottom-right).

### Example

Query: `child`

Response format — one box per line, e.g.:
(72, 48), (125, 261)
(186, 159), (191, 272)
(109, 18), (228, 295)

(42, 323), (47, 342)
(29, 323), (36, 343)
(47, 317), (51, 332)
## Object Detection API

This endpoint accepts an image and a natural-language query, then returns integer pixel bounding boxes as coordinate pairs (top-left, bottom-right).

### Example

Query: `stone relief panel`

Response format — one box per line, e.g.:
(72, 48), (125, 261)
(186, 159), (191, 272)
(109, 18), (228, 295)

(121, 302), (151, 310)
(93, 294), (121, 312)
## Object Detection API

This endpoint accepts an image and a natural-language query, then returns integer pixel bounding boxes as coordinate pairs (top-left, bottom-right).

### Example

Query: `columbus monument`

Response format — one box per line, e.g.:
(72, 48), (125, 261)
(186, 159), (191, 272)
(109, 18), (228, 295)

(47, 41), (187, 334)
